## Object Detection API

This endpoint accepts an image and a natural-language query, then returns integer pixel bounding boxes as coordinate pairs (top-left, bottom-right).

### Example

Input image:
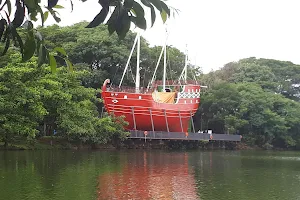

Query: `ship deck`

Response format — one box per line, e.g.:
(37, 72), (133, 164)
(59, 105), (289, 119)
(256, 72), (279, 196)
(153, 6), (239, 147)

(128, 130), (242, 142)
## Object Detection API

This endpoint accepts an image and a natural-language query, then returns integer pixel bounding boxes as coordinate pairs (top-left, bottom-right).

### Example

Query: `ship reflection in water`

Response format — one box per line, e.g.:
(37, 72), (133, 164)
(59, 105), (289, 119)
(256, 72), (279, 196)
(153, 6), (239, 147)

(97, 152), (199, 200)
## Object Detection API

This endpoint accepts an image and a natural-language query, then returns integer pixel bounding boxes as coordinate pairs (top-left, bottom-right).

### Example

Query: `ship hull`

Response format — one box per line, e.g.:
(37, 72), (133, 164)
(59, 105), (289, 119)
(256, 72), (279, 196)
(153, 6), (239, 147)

(101, 79), (201, 132)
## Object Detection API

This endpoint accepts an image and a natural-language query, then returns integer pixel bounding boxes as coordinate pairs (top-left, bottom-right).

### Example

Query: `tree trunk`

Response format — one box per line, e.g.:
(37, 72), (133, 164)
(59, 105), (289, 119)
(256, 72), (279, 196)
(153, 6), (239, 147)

(43, 122), (46, 136)
(4, 133), (8, 148)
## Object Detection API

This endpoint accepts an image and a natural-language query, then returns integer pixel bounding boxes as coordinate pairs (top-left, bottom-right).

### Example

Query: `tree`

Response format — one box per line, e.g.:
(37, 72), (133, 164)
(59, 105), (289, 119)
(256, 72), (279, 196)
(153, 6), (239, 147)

(0, 49), (129, 147)
(0, 0), (172, 70)
(196, 79), (300, 149)
(199, 57), (300, 101)
(230, 63), (277, 91)
(197, 83), (245, 134)
(197, 57), (300, 149)
(37, 61), (129, 144)
(0, 53), (47, 147)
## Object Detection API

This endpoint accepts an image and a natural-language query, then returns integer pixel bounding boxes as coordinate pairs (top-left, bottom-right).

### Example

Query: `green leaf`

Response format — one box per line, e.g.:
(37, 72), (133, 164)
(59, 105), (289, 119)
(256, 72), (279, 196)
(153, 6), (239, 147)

(160, 1), (170, 16)
(108, 22), (116, 35)
(161, 10), (167, 23)
(53, 5), (64, 9)
(124, 0), (134, 9)
(6, 0), (12, 16)
(106, 4), (119, 35)
(43, 11), (49, 22)
(130, 9), (136, 16)
(148, 0), (162, 12)
(48, 9), (61, 23)
(150, 5), (156, 27)
(116, 13), (131, 39)
(49, 54), (57, 73)
(53, 14), (61, 23)
(141, 0), (151, 7)
(140, 0), (156, 26)
(38, 45), (47, 67)
(37, 6), (45, 26)
(24, 0), (35, 9)
(0, 19), (7, 41)
(132, 1), (144, 17)
(99, 0), (109, 9)
(22, 31), (36, 62)
(1, 24), (9, 42)
(11, 28), (24, 55)
(54, 47), (67, 56)
(86, 8), (109, 28)
(29, 10), (38, 22)
(65, 59), (73, 72)
(131, 1), (146, 29)
(35, 31), (43, 41)
(1, 34), (10, 56)
(131, 16), (146, 30)
(36, 38), (41, 56)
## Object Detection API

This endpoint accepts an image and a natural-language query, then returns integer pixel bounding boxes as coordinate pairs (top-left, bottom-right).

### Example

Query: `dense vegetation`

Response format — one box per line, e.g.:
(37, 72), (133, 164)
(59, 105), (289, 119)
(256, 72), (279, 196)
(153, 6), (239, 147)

(0, 22), (193, 148)
(196, 58), (300, 149)
(1, 21), (300, 150)
(0, 51), (129, 148)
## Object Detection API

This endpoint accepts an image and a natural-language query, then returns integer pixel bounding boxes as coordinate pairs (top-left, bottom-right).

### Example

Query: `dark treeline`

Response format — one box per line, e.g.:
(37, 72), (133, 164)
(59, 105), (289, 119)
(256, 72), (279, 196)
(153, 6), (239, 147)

(1, 22), (300, 150)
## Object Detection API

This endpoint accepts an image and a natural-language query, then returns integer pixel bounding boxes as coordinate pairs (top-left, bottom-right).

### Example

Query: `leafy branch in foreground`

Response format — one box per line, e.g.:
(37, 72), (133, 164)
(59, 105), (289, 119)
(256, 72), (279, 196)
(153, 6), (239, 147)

(0, 0), (171, 71)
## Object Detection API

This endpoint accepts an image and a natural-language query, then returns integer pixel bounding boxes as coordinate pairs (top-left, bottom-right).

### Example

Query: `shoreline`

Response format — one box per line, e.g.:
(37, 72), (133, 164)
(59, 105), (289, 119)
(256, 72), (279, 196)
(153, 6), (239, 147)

(0, 136), (261, 151)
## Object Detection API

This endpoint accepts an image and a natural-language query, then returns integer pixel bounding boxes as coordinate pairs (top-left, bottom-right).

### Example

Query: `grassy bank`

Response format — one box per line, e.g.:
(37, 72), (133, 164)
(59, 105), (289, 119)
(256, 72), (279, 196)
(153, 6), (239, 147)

(0, 136), (115, 150)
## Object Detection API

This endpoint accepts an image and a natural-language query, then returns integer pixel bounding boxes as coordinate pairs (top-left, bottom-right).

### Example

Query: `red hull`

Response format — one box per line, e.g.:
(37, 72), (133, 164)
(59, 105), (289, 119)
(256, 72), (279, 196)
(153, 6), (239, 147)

(101, 79), (201, 132)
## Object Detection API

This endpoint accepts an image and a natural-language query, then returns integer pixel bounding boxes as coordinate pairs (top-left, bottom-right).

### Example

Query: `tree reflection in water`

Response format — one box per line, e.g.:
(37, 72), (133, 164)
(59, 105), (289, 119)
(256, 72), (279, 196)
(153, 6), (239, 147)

(97, 151), (199, 200)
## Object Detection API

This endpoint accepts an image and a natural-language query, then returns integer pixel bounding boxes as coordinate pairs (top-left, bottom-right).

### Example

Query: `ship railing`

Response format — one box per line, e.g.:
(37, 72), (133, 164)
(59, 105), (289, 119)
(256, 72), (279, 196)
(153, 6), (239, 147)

(107, 86), (154, 93)
(152, 80), (200, 86)
(128, 130), (242, 142)
(106, 81), (206, 93)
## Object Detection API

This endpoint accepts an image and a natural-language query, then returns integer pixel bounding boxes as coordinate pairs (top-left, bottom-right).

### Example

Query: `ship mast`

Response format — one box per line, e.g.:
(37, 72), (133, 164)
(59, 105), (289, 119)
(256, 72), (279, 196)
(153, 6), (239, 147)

(119, 32), (141, 93)
(184, 46), (188, 82)
(119, 33), (139, 88)
(147, 30), (169, 91)
(135, 32), (141, 93)
(162, 41), (167, 92)
(162, 29), (167, 92)
(184, 54), (188, 82)
(179, 45), (188, 83)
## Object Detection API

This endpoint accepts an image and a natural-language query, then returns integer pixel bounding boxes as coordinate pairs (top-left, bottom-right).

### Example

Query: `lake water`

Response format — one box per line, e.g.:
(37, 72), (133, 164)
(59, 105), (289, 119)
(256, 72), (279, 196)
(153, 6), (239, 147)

(1, 150), (300, 200)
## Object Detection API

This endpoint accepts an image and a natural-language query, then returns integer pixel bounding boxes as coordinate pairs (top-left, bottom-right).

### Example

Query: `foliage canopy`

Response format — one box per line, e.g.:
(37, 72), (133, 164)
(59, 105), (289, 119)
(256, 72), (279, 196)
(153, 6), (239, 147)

(198, 58), (300, 149)
(0, 0), (171, 71)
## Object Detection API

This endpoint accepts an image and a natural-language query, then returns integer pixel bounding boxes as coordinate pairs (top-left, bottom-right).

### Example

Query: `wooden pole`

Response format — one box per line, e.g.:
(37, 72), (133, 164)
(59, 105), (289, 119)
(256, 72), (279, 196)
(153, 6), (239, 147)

(149, 108), (155, 132)
(131, 107), (137, 130)
(164, 110), (170, 132)
(178, 110), (183, 132)
(190, 111), (195, 133)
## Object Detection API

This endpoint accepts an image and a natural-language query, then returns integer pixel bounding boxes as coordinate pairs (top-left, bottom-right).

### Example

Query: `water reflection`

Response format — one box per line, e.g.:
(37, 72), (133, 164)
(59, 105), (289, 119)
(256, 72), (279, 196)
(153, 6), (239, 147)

(0, 150), (123, 200)
(1, 150), (300, 200)
(98, 151), (199, 200)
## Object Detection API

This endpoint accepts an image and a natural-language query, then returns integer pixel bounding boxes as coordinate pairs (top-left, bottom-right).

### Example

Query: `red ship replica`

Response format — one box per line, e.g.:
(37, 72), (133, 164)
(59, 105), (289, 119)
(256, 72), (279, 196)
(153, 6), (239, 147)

(102, 33), (205, 133)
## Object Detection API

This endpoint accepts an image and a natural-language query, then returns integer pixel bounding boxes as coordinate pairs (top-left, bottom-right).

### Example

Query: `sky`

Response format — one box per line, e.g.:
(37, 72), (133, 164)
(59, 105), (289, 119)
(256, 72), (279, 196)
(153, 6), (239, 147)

(44, 0), (300, 73)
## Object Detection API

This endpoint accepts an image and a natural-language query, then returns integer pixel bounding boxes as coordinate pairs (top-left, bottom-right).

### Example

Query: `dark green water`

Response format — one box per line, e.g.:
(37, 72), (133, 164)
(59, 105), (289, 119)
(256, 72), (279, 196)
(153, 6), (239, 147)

(1, 150), (300, 200)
